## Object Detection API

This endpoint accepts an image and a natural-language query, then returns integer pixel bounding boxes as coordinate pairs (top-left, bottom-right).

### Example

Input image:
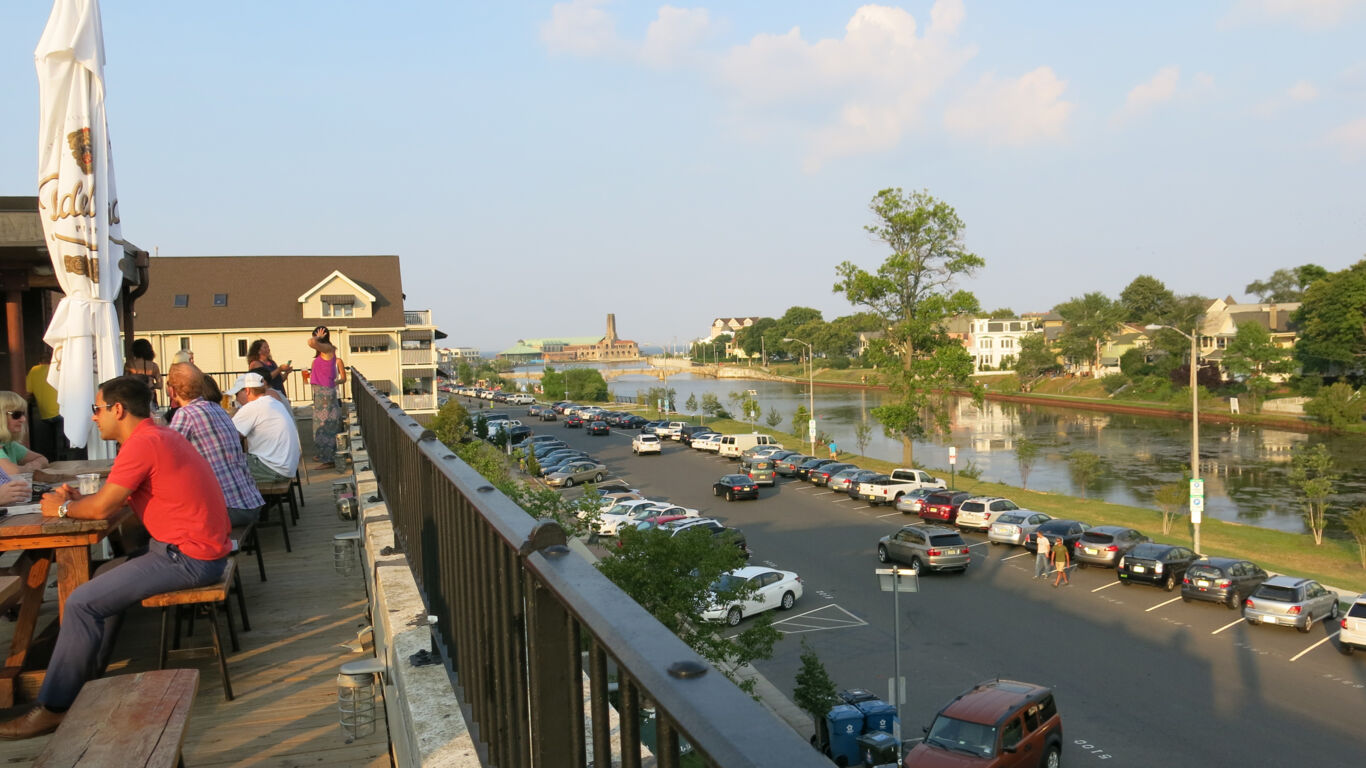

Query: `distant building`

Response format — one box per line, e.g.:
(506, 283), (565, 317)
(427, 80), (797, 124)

(1198, 297), (1300, 377)
(498, 314), (641, 363)
(968, 317), (1039, 372)
(709, 316), (761, 340)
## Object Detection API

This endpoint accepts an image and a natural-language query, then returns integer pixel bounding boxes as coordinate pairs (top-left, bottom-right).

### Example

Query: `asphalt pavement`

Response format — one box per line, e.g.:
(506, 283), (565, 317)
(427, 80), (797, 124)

(474, 400), (1366, 766)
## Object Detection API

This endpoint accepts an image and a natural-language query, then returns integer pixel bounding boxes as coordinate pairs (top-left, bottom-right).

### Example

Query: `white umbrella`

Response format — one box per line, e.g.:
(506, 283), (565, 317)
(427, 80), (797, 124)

(35, 0), (124, 453)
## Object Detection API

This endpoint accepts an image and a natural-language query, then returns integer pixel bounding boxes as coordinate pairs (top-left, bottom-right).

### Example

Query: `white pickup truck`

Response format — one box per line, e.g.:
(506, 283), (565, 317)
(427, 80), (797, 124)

(857, 468), (946, 506)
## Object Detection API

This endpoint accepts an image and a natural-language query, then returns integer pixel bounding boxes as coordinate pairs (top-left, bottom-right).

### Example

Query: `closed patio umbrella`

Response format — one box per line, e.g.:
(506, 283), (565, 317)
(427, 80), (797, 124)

(35, 0), (124, 453)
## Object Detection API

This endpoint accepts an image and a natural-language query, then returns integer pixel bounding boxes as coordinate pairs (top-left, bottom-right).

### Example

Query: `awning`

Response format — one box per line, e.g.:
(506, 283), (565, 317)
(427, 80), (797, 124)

(348, 333), (391, 347)
(401, 329), (432, 341)
(321, 294), (355, 304)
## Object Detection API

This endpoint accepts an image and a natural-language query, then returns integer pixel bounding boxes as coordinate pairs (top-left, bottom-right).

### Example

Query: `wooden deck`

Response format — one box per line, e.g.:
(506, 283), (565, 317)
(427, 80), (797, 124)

(0, 460), (391, 768)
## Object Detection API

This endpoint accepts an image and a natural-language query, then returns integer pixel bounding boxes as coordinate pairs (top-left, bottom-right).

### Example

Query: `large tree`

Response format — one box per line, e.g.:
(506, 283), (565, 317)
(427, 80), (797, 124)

(1014, 333), (1059, 379)
(733, 317), (778, 357)
(1246, 263), (1329, 303)
(1294, 258), (1366, 375)
(834, 188), (983, 464)
(1119, 275), (1176, 324)
(1221, 320), (1294, 413)
(1055, 292), (1126, 375)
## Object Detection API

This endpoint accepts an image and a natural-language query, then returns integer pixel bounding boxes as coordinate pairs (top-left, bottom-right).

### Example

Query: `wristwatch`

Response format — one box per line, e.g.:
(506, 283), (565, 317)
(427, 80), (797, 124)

(58, 500), (71, 518)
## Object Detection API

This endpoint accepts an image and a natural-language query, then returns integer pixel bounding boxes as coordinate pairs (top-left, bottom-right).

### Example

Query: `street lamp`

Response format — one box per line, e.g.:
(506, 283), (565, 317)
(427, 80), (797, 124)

(1146, 323), (1203, 554)
(783, 337), (816, 457)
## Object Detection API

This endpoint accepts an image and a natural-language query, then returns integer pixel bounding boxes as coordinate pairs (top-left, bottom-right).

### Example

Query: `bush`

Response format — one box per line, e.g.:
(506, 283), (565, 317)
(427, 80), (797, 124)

(1100, 373), (1130, 394)
(1303, 382), (1365, 428)
(828, 355), (851, 370)
(1127, 375), (1174, 401)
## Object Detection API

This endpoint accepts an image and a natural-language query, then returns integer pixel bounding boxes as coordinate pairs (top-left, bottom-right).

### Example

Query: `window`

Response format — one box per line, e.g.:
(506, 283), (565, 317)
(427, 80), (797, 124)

(322, 301), (355, 318)
(979, 338), (994, 349)
(179, 337), (190, 351)
(173, 294), (188, 308)
(213, 293), (228, 307)
(1001, 717), (1023, 748)
(237, 339), (249, 358)
(1001, 338), (1014, 349)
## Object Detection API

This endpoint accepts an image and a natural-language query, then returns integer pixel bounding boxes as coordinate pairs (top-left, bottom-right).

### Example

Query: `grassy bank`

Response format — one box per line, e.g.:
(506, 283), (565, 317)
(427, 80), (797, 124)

(633, 408), (1366, 593)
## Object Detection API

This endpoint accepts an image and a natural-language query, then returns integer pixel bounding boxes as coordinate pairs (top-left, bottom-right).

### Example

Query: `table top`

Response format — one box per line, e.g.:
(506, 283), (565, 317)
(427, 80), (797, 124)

(36, 459), (116, 484)
(0, 505), (134, 540)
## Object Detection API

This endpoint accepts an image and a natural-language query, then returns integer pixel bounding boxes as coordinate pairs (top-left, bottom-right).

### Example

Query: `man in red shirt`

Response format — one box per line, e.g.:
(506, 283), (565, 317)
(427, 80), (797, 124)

(0, 377), (231, 740)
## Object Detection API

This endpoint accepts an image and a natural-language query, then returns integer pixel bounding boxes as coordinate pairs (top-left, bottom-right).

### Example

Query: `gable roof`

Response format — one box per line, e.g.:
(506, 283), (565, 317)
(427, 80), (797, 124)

(136, 255), (405, 331)
(297, 269), (378, 304)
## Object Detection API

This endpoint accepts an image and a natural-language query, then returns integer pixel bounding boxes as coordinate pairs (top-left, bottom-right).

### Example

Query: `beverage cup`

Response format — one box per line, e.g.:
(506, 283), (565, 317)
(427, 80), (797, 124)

(77, 473), (101, 495)
(14, 472), (33, 500)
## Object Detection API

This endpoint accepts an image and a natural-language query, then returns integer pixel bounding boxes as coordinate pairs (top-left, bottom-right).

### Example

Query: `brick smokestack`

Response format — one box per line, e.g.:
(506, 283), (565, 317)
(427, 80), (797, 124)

(606, 313), (618, 343)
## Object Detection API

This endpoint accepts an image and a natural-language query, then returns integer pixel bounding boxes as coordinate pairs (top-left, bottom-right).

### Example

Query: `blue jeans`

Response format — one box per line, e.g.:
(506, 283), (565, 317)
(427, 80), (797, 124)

(1034, 551), (1051, 578)
(38, 540), (226, 709)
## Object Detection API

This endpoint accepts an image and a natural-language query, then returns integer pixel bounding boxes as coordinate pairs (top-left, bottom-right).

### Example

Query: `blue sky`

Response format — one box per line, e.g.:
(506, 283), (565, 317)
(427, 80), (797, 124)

(3, 1), (1365, 352)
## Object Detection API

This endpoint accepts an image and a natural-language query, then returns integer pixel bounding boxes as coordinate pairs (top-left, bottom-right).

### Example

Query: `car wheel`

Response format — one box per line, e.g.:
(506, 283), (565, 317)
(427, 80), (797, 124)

(726, 491), (734, 502)
(1076, 561), (1086, 569)
(594, 473), (603, 483)
(868, 499), (880, 507)
(1342, 643), (1355, 656)
(1330, 601), (1340, 621)
(564, 478), (574, 487)
(1042, 744), (1061, 768)
(1163, 573), (1176, 592)
(1181, 594), (1190, 603)
(877, 545), (888, 563)
(1118, 578), (1130, 586)
(1297, 619), (1311, 633)
(909, 556), (923, 575)
(726, 607), (742, 627)
(713, 486), (720, 497)
(1226, 591), (1240, 610)
(781, 591), (795, 610)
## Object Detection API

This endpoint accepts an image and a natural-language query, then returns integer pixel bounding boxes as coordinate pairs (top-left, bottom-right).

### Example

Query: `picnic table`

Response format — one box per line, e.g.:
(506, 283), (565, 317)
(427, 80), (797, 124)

(0, 504), (134, 707)
(35, 459), (116, 485)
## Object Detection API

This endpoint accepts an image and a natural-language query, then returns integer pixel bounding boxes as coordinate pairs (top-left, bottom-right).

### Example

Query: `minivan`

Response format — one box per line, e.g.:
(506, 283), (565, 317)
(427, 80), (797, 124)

(718, 433), (782, 459)
(738, 457), (776, 486)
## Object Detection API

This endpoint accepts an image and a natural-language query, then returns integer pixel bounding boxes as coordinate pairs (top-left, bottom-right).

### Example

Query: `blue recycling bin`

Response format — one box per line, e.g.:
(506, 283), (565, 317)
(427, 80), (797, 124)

(824, 704), (864, 766)
(856, 699), (898, 735)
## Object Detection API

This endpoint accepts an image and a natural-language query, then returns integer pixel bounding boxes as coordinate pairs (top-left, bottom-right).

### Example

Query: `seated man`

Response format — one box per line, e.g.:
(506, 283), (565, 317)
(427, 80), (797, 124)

(229, 372), (301, 484)
(167, 363), (265, 527)
(0, 376), (231, 740)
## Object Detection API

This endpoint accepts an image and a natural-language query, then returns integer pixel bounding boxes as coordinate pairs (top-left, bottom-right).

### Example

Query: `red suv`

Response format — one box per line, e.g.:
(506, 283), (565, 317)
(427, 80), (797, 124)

(917, 491), (972, 524)
(906, 679), (1062, 767)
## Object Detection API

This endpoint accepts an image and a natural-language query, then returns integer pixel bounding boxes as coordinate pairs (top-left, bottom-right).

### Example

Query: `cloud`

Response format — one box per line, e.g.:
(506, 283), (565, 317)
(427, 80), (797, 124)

(1112, 66), (1181, 126)
(1254, 79), (1321, 117)
(1328, 116), (1366, 157)
(1288, 80), (1320, 101)
(943, 67), (1074, 146)
(541, 0), (620, 57)
(641, 7), (714, 68)
(1223, 0), (1364, 29)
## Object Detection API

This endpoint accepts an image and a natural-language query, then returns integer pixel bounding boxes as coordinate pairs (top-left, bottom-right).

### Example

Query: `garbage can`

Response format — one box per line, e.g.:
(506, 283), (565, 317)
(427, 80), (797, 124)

(825, 704), (864, 767)
(856, 730), (901, 768)
(856, 699), (898, 735)
(838, 688), (879, 706)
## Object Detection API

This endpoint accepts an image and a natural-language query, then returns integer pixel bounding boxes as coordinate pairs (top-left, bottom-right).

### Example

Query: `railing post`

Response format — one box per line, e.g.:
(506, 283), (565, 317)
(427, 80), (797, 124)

(523, 523), (584, 768)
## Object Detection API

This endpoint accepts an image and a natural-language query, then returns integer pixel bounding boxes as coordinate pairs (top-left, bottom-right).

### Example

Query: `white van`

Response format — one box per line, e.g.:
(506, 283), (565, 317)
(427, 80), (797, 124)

(718, 433), (783, 459)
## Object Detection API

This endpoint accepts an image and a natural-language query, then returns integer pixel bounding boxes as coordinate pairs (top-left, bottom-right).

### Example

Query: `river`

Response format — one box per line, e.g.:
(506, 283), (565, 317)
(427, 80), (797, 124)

(512, 364), (1366, 535)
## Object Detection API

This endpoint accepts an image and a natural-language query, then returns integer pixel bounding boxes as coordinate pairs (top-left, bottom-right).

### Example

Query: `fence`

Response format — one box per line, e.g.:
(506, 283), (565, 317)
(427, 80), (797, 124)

(203, 367), (348, 406)
(351, 370), (826, 768)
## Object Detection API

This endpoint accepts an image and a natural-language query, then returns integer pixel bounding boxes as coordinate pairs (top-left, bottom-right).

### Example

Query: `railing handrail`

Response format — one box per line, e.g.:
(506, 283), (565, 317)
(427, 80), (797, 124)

(351, 370), (827, 767)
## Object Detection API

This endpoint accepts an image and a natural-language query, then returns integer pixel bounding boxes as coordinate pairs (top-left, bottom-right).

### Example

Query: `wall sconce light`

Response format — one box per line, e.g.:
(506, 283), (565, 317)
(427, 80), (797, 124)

(337, 657), (385, 741)
(333, 531), (361, 576)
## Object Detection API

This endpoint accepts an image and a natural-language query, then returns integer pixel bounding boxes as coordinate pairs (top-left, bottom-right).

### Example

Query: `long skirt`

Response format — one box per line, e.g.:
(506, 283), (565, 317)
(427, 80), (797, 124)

(313, 385), (341, 463)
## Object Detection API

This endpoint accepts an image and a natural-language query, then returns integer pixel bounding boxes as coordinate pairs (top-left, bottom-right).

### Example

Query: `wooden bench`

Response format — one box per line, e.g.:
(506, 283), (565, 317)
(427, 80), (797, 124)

(141, 560), (239, 701)
(0, 574), (20, 611)
(256, 480), (294, 553)
(34, 669), (198, 768)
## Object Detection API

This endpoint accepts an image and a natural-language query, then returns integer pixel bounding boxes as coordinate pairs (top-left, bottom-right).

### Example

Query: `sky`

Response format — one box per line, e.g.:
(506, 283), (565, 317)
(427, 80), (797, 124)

(3, 1), (1365, 353)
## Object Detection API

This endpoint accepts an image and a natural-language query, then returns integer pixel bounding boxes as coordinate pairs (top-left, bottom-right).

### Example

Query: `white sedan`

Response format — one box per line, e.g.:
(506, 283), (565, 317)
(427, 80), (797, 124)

(694, 434), (723, 452)
(597, 501), (699, 536)
(702, 566), (804, 626)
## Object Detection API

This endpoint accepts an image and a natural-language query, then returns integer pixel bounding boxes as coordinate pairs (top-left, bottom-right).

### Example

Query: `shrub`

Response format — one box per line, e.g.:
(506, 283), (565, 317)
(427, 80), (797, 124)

(1303, 382), (1365, 428)
(1100, 373), (1130, 394)
(828, 355), (851, 369)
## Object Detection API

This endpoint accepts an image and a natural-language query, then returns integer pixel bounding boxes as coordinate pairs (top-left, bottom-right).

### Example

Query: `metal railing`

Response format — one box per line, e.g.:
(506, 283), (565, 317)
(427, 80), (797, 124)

(405, 310), (432, 325)
(400, 349), (435, 366)
(351, 371), (826, 768)
(204, 368), (349, 405)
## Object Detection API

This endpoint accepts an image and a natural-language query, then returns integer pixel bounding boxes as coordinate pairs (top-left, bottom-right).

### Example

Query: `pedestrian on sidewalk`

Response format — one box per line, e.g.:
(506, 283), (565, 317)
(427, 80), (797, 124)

(1051, 536), (1071, 587)
(1034, 534), (1051, 579)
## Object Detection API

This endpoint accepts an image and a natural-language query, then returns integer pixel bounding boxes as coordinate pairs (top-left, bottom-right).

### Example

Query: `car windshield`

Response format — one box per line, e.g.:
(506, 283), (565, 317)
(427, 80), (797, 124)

(712, 574), (743, 593)
(1187, 565), (1222, 579)
(997, 513), (1026, 524)
(926, 715), (997, 757)
(1254, 585), (1299, 602)
(929, 534), (966, 546)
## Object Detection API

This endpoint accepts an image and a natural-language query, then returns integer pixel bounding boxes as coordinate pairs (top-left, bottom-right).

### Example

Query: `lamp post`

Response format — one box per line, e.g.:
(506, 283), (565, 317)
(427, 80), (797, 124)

(784, 337), (816, 457)
(1146, 323), (1202, 554)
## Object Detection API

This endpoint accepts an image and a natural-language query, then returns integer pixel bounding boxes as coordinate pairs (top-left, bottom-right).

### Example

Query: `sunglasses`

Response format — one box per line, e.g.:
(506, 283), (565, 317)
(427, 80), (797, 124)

(6, 410), (25, 420)
(90, 403), (116, 414)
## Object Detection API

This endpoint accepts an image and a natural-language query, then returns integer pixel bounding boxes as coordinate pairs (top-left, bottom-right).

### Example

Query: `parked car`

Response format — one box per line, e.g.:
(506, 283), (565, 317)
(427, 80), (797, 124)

(656, 517), (750, 559)
(593, 499), (666, 535)
(740, 444), (789, 462)
(893, 485), (939, 511)
(809, 462), (857, 487)
(830, 468), (880, 495)
(655, 421), (689, 440)
(586, 420), (611, 436)
(1116, 543), (1199, 591)
(525, 434), (560, 447)
(877, 525), (971, 574)
(544, 460), (607, 488)
(737, 456), (776, 486)
(640, 420), (666, 435)
(590, 479), (637, 496)
(539, 409), (558, 422)
(701, 566), (803, 626)
(619, 415), (648, 429)
(775, 454), (814, 477)
(1025, 519), (1093, 553)
(1339, 592), (1366, 654)
(1244, 576), (1340, 633)
(794, 457), (837, 481)
(539, 454), (592, 475)
(504, 425), (532, 445)
(1073, 526), (1151, 568)
(905, 679), (1062, 768)
(917, 490), (972, 525)
(987, 511), (1054, 546)
(631, 434), (662, 454)
(687, 431), (720, 449)
(679, 424), (714, 445)
(713, 474), (760, 501)
(694, 434), (724, 452)
(563, 415), (584, 428)
(954, 497), (1025, 531)
(858, 467), (945, 506)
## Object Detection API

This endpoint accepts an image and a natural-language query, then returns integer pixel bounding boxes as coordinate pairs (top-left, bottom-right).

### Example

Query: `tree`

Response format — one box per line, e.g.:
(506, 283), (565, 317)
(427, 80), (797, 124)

(685, 393), (698, 414)
(853, 421), (872, 456)
(1221, 321), (1294, 413)
(765, 406), (783, 428)
(987, 307), (1016, 319)
(1014, 333), (1058, 380)
(734, 318), (778, 358)
(700, 393), (728, 419)
(1015, 438), (1040, 490)
(1120, 275), (1176, 324)
(1303, 382), (1365, 427)
(1295, 259), (1366, 375)
(834, 188), (984, 465)
(1343, 506), (1366, 569)
(430, 399), (472, 447)
(456, 360), (474, 386)
(1153, 482), (1187, 535)
(541, 366), (566, 401)
(598, 526), (780, 693)
(565, 368), (609, 402)
(792, 639), (840, 732)
(1245, 263), (1328, 303)
(1067, 451), (1104, 499)
(728, 390), (762, 430)
(1288, 443), (1339, 545)
(1056, 293), (1125, 375)
(791, 405), (811, 441)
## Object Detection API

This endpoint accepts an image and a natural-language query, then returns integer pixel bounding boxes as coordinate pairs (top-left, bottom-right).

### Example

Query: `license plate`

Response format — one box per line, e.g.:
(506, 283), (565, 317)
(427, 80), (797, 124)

(1132, 565), (1146, 573)
(1197, 580), (1210, 587)
(1085, 547), (1097, 555)
(866, 495), (877, 500)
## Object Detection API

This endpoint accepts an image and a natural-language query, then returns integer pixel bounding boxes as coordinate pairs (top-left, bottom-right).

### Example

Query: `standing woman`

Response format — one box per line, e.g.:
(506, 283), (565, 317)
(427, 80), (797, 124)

(246, 339), (292, 397)
(125, 339), (163, 407)
(307, 326), (344, 469)
(0, 391), (49, 470)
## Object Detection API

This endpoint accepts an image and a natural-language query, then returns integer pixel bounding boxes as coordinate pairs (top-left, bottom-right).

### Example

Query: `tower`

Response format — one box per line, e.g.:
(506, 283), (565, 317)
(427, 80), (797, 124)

(605, 313), (618, 343)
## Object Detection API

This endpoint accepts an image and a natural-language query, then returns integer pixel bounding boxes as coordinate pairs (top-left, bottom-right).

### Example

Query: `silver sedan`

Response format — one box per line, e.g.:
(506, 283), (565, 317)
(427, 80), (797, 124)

(987, 511), (1054, 546)
(545, 460), (608, 488)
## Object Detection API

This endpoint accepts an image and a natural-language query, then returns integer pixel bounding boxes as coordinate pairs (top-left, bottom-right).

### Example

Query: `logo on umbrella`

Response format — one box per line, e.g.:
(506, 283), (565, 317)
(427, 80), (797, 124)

(66, 127), (92, 173)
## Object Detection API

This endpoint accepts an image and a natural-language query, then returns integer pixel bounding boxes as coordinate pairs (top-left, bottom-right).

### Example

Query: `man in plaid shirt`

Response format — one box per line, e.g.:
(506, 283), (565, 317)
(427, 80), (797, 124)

(167, 363), (264, 526)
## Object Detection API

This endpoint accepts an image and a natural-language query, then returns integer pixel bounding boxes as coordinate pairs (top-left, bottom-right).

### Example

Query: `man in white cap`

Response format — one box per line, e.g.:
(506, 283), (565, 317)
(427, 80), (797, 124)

(228, 372), (300, 484)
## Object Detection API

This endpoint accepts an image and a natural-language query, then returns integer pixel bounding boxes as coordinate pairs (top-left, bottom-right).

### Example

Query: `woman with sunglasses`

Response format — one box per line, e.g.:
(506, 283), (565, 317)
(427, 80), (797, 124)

(0, 391), (48, 471)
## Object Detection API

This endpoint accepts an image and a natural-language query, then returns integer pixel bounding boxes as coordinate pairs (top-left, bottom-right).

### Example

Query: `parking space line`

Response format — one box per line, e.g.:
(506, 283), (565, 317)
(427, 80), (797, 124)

(1212, 617), (1244, 635)
(968, 541), (991, 548)
(1146, 596), (1182, 612)
(1003, 551), (1032, 560)
(1290, 631), (1341, 662)
(1091, 581), (1121, 593)
(877, 511), (903, 518)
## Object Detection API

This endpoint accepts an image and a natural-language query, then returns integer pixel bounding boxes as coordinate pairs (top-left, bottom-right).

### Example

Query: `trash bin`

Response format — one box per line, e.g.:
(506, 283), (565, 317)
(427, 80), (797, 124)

(856, 698), (898, 735)
(838, 688), (879, 706)
(856, 730), (901, 768)
(825, 704), (864, 767)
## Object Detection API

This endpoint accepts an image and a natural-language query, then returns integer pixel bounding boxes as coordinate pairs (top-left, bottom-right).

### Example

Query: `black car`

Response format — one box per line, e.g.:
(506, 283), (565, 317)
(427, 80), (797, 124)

(587, 421), (611, 435)
(809, 462), (857, 487)
(539, 409), (558, 421)
(775, 454), (814, 477)
(619, 415), (648, 429)
(505, 426), (533, 445)
(656, 517), (750, 559)
(564, 415), (584, 428)
(1181, 557), (1271, 608)
(1117, 543), (1199, 590)
(1026, 519), (1093, 553)
(795, 457), (837, 481)
(712, 474), (760, 501)
(679, 424), (715, 445)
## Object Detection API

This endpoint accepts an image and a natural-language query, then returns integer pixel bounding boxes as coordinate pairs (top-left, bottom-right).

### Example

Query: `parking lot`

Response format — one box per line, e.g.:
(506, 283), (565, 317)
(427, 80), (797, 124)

(463, 396), (1366, 765)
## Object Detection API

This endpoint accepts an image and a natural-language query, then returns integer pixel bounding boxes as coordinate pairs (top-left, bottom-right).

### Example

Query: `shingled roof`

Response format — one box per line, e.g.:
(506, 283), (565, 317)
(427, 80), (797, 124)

(136, 255), (405, 331)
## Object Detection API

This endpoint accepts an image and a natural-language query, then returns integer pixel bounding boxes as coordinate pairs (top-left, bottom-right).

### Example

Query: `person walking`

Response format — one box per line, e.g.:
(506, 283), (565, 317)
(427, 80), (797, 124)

(828, 440), (839, 460)
(1051, 535), (1071, 587)
(1034, 534), (1052, 579)
(306, 326), (344, 470)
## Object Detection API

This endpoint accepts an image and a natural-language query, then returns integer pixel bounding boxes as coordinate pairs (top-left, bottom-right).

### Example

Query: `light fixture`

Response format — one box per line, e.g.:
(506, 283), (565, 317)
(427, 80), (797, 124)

(336, 657), (385, 741)
(333, 531), (361, 576)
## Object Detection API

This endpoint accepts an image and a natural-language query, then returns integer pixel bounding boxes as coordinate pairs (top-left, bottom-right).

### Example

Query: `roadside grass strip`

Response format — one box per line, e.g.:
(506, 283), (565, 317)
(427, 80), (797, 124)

(1091, 580), (1122, 593)
(1146, 596), (1183, 612)
(1212, 617), (1245, 635)
(1290, 632), (1340, 662)
(769, 604), (869, 635)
